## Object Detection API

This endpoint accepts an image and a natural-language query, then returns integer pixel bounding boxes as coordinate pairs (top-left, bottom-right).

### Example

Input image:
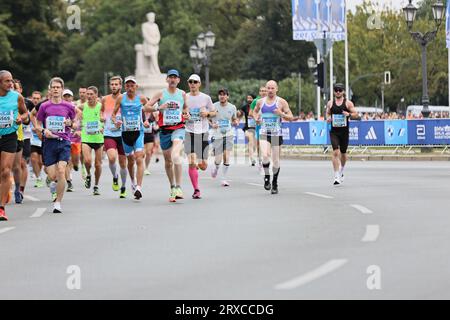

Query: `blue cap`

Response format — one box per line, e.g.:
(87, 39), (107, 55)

(167, 69), (180, 78)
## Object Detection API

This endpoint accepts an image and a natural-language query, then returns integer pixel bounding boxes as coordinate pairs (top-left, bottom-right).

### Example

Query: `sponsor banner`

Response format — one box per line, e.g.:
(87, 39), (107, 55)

(384, 120), (408, 145)
(348, 121), (385, 145)
(309, 121), (329, 145)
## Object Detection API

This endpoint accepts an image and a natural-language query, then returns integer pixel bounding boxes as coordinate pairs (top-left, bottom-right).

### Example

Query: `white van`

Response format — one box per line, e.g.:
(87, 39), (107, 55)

(355, 106), (384, 114)
(407, 105), (450, 116)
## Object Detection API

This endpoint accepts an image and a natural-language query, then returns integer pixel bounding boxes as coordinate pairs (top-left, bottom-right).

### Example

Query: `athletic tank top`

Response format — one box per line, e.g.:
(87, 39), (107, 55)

(120, 94), (143, 133)
(81, 102), (104, 143)
(0, 90), (19, 136)
(158, 89), (185, 131)
(330, 98), (349, 132)
(103, 94), (122, 138)
(259, 97), (282, 137)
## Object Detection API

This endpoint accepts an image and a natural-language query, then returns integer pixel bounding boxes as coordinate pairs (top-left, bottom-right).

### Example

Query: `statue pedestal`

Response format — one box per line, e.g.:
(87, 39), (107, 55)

(136, 74), (167, 99)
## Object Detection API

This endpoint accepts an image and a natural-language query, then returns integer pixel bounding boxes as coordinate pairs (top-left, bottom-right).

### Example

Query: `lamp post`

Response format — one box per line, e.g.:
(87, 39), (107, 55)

(307, 55), (318, 118)
(189, 27), (216, 95)
(403, 0), (445, 118)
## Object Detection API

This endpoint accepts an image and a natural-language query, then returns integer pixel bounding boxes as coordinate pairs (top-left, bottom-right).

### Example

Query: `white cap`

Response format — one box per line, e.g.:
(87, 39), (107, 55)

(124, 76), (137, 84)
(63, 89), (74, 97)
(188, 74), (201, 82)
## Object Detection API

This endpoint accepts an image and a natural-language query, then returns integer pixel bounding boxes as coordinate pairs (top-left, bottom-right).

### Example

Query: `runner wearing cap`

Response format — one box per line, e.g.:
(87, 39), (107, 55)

(254, 81), (293, 194)
(210, 88), (239, 187)
(326, 83), (358, 185)
(36, 77), (76, 213)
(102, 76), (130, 198)
(0, 71), (29, 221)
(184, 74), (216, 199)
(78, 86), (104, 195)
(111, 76), (148, 200)
(146, 69), (189, 203)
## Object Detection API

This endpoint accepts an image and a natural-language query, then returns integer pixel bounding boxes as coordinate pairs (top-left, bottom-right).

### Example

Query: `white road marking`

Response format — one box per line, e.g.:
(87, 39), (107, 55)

(350, 204), (373, 215)
(304, 192), (334, 199)
(24, 195), (40, 202)
(362, 225), (380, 242)
(274, 259), (348, 290)
(247, 183), (263, 187)
(30, 208), (47, 218)
(0, 227), (16, 235)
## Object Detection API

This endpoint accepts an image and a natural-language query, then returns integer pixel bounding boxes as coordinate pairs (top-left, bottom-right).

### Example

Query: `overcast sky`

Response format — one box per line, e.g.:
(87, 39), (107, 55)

(346, 0), (409, 13)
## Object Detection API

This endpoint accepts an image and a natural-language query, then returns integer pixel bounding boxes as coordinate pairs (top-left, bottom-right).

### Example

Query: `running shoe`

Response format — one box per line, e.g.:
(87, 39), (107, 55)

(93, 186), (100, 196)
(155, 158), (160, 163)
(340, 173), (345, 183)
(264, 176), (271, 191)
(0, 207), (8, 221)
(112, 177), (119, 191)
(134, 186), (142, 200)
(144, 169), (151, 176)
(53, 202), (62, 214)
(192, 189), (201, 199)
(81, 165), (87, 180)
(211, 167), (219, 179)
(174, 187), (184, 200)
(34, 178), (44, 188)
(221, 180), (230, 187)
(333, 179), (341, 186)
(271, 184), (279, 194)
(120, 187), (127, 199)
(85, 175), (91, 189)
(66, 180), (74, 192)
(14, 190), (23, 204)
(251, 159), (256, 167)
(169, 188), (177, 203)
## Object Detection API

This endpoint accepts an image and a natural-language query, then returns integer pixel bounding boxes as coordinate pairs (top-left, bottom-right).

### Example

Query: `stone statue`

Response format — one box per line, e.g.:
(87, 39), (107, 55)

(135, 12), (161, 76)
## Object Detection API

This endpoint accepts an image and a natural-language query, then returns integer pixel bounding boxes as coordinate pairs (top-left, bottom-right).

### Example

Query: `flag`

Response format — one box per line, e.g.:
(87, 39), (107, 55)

(292, 0), (346, 42)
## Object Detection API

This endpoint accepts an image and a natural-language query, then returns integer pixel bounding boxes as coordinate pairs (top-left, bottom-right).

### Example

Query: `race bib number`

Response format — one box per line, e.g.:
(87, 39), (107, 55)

(163, 103), (182, 126)
(248, 118), (256, 128)
(218, 119), (231, 134)
(31, 130), (42, 147)
(0, 111), (14, 129)
(123, 115), (141, 132)
(261, 114), (281, 135)
(332, 114), (347, 128)
(189, 108), (201, 122)
(46, 116), (65, 133)
(86, 121), (100, 135)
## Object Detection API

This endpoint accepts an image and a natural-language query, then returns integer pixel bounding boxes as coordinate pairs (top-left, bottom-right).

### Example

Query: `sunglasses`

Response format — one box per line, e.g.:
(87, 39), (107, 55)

(188, 80), (199, 84)
(334, 89), (343, 93)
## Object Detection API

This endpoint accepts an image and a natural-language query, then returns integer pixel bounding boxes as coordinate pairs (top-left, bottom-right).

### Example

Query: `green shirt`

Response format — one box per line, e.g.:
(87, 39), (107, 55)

(81, 102), (104, 144)
(250, 96), (261, 111)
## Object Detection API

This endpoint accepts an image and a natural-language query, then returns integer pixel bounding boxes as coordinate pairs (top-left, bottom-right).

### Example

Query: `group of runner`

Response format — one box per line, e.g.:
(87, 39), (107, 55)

(0, 68), (355, 221)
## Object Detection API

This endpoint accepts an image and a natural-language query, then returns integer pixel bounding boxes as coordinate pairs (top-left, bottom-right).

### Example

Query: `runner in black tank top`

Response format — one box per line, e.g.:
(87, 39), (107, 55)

(326, 83), (358, 186)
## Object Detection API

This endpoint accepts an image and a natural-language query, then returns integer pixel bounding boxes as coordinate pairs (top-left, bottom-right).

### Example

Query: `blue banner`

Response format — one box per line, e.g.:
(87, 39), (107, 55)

(384, 120), (408, 145)
(309, 121), (329, 145)
(292, 0), (346, 42)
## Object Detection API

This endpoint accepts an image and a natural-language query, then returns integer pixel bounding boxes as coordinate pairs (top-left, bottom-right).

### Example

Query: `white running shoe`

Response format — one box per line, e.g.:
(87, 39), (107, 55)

(221, 180), (230, 187)
(211, 167), (219, 179)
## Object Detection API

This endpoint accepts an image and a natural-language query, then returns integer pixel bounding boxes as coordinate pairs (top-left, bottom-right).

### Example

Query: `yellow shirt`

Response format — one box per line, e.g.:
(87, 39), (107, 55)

(17, 124), (23, 141)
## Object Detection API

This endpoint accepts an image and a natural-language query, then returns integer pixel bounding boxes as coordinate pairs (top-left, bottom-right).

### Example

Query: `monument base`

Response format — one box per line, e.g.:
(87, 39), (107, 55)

(135, 74), (167, 99)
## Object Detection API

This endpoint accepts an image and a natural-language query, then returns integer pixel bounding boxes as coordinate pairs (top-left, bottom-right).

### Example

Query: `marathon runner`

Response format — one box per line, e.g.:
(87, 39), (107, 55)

(79, 86), (104, 195)
(250, 86), (268, 173)
(237, 94), (256, 166)
(143, 111), (157, 176)
(102, 76), (129, 198)
(254, 81), (293, 194)
(326, 83), (358, 186)
(146, 69), (189, 203)
(210, 88), (238, 187)
(29, 91), (44, 187)
(0, 70), (31, 220)
(62, 89), (79, 192)
(111, 76), (148, 200)
(184, 74), (216, 199)
(36, 77), (76, 213)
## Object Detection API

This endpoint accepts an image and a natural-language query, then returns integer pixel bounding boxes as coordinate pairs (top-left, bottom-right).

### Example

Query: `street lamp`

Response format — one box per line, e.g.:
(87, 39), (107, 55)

(403, 0), (445, 118)
(307, 55), (316, 70)
(189, 27), (216, 94)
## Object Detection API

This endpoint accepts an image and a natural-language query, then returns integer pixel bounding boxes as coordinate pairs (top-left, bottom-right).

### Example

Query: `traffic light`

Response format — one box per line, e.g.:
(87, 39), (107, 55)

(313, 62), (325, 89)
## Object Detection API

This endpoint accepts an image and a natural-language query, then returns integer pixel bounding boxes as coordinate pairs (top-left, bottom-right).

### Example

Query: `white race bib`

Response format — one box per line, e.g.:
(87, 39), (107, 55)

(332, 114), (347, 128)
(86, 121), (100, 135)
(123, 115), (141, 132)
(46, 116), (65, 133)
(0, 111), (14, 129)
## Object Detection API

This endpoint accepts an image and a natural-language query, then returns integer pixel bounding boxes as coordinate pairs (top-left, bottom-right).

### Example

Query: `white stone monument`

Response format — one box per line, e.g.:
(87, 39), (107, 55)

(134, 12), (166, 98)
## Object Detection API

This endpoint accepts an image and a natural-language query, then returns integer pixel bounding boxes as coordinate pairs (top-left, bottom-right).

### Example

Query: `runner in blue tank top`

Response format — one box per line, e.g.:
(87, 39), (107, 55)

(0, 70), (29, 221)
(112, 76), (150, 200)
(146, 69), (190, 203)
(254, 80), (294, 195)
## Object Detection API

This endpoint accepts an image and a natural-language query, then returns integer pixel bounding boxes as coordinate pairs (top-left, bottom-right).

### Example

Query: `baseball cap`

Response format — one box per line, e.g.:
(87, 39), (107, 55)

(188, 74), (201, 82)
(167, 69), (180, 78)
(63, 89), (74, 97)
(124, 76), (137, 84)
(334, 83), (345, 90)
(218, 88), (229, 95)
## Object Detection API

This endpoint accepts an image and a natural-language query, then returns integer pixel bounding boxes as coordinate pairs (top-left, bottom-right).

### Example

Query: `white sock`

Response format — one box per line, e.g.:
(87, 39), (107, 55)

(339, 166), (345, 176)
(120, 168), (127, 187)
(334, 171), (340, 180)
(109, 163), (117, 178)
(54, 202), (61, 210)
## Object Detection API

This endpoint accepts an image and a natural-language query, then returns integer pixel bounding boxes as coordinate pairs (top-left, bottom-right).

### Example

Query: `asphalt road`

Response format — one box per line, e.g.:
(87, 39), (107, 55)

(1, 157), (450, 300)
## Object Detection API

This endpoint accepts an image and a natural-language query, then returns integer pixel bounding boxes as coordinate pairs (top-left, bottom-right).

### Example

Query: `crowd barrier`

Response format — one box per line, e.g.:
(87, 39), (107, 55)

(233, 120), (450, 146)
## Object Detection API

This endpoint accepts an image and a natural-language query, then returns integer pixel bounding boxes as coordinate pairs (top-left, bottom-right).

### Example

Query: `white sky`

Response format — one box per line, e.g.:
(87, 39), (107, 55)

(346, 0), (410, 13)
